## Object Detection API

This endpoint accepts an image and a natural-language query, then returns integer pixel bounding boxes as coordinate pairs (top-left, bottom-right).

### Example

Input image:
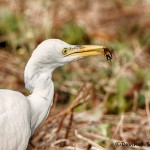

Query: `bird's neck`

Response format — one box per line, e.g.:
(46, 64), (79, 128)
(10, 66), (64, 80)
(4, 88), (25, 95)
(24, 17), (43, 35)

(25, 62), (54, 133)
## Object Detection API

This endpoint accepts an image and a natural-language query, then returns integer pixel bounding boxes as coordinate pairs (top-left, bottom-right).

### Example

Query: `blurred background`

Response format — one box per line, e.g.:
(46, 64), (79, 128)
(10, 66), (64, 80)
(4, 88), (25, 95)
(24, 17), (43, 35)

(0, 0), (150, 150)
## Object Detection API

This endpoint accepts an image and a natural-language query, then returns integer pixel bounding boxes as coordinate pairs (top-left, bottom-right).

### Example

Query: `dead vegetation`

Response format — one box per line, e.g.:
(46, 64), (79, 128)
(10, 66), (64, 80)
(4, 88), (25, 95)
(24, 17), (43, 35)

(0, 0), (150, 150)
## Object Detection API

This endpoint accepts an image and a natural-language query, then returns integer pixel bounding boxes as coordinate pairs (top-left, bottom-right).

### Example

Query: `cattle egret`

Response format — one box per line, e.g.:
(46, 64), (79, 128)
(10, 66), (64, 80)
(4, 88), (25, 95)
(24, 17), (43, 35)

(0, 39), (113, 150)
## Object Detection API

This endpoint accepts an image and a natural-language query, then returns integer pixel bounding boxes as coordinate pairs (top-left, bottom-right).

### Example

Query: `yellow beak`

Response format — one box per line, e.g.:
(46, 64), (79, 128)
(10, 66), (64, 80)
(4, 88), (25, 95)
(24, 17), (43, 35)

(64, 45), (115, 61)
(66, 45), (105, 57)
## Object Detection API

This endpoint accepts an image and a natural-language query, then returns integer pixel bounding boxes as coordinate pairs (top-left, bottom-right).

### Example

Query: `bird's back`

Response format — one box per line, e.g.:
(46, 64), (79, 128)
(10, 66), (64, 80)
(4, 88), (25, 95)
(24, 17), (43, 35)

(0, 90), (31, 150)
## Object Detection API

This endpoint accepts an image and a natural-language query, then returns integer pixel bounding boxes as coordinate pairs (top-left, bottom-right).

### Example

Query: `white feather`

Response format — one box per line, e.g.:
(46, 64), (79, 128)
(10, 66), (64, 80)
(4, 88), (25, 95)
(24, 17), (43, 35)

(0, 39), (79, 150)
(0, 90), (31, 150)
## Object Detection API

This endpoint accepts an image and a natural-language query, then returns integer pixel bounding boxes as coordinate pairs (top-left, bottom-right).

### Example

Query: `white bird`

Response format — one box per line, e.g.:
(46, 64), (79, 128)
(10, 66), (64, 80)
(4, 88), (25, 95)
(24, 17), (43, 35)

(0, 39), (112, 150)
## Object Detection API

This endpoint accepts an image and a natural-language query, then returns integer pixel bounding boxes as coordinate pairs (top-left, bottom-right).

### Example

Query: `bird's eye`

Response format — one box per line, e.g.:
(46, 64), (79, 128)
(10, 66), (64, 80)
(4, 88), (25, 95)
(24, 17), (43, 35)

(62, 48), (68, 55)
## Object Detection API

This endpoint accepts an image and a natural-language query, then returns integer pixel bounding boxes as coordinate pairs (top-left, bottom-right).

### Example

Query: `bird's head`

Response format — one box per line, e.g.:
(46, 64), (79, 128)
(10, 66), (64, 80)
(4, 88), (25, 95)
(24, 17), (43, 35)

(25, 39), (114, 92)
(30, 39), (113, 71)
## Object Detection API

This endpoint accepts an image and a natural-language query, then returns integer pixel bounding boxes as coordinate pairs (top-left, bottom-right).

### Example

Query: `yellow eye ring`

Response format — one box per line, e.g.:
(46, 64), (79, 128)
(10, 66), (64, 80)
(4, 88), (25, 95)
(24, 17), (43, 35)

(62, 48), (68, 55)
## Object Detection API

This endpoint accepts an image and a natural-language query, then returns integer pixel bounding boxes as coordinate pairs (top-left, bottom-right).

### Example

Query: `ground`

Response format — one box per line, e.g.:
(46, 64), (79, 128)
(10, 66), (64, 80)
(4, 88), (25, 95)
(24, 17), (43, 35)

(0, 0), (150, 150)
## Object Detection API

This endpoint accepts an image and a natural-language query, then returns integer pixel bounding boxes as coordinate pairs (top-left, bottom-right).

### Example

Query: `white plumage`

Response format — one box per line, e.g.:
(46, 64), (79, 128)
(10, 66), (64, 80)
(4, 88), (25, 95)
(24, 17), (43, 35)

(0, 90), (31, 150)
(0, 39), (106, 150)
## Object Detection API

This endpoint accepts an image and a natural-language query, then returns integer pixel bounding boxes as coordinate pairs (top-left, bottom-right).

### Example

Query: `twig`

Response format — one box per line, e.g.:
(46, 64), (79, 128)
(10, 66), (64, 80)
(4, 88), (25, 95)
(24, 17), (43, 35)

(145, 95), (150, 130)
(45, 83), (93, 124)
(51, 139), (70, 147)
(64, 146), (85, 150)
(85, 132), (147, 150)
(53, 93), (59, 109)
(48, 83), (93, 146)
(65, 109), (74, 139)
(75, 130), (105, 150)
(112, 113), (124, 139)
(58, 109), (74, 146)
(56, 113), (67, 139)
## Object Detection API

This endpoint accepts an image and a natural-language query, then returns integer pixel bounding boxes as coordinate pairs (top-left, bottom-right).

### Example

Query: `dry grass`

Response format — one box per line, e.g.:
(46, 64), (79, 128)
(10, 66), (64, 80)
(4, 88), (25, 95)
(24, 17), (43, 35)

(0, 0), (150, 150)
(28, 91), (150, 150)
